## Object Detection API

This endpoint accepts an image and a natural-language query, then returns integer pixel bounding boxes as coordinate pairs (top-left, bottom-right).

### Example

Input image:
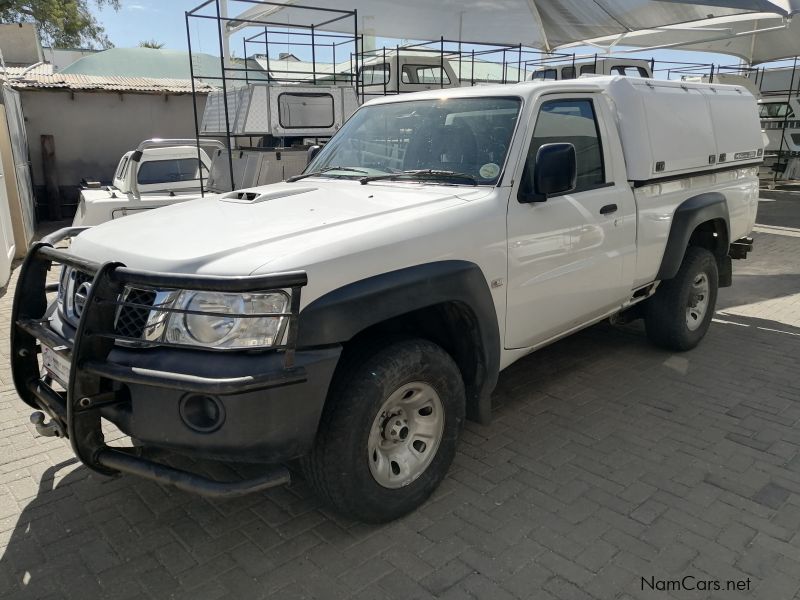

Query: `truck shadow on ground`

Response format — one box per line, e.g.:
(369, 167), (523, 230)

(1, 312), (798, 598)
(716, 273), (800, 312)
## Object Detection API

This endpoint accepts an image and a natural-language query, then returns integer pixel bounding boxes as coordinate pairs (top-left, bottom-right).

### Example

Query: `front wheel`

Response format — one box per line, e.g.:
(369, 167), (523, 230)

(302, 338), (465, 523)
(644, 246), (719, 351)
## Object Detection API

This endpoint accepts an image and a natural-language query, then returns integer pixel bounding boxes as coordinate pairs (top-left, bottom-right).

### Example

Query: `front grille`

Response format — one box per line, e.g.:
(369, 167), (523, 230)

(73, 270), (92, 288)
(115, 288), (157, 339)
(60, 267), (159, 341)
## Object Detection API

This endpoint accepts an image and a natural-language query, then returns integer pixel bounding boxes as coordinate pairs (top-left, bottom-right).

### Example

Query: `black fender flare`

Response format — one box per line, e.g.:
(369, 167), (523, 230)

(297, 261), (501, 423)
(657, 192), (730, 281)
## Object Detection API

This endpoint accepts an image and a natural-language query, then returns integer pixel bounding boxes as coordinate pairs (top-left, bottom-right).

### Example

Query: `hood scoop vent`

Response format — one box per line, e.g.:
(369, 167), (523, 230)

(221, 186), (317, 204)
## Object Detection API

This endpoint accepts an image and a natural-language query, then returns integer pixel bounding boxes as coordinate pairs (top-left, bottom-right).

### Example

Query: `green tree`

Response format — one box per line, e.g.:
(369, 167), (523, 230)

(138, 39), (164, 49)
(0, 0), (121, 49)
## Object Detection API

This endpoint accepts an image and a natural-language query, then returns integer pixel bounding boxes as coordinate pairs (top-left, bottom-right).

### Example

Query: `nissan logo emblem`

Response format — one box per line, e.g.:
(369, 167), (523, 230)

(74, 282), (92, 317)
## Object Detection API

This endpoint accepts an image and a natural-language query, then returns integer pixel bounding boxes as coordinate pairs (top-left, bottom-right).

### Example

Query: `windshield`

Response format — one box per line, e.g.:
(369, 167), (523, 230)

(307, 97), (522, 185)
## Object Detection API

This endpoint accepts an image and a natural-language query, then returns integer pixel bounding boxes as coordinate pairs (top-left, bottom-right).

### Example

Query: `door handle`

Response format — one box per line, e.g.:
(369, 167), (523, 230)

(600, 203), (618, 215)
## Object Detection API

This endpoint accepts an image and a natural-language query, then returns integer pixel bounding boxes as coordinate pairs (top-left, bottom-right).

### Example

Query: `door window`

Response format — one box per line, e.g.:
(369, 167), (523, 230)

(523, 98), (605, 194)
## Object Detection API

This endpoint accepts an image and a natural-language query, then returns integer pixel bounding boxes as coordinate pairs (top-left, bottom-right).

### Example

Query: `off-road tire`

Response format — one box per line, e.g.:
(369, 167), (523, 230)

(645, 246), (719, 351)
(302, 338), (465, 523)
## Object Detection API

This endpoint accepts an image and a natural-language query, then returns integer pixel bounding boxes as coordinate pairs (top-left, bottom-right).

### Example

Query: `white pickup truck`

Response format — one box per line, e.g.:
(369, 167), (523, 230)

(13, 77), (761, 522)
(72, 139), (217, 226)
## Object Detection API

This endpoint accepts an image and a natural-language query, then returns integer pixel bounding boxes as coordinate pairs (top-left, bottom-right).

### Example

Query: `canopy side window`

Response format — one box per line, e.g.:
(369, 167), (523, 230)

(610, 65), (650, 78)
(401, 65), (451, 85)
(278, 92), (335, 129)
(759, 102), (794, 119)
(359, 64), (390, 86)
(532, 68), (557, 81)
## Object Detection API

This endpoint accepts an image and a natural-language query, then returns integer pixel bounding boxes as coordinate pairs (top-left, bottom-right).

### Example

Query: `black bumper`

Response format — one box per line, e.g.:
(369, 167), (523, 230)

(11, 228), (341, 498)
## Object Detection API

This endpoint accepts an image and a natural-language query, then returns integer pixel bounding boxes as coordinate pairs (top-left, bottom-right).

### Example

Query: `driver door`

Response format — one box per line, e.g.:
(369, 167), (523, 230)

(505, 94), (636, 349)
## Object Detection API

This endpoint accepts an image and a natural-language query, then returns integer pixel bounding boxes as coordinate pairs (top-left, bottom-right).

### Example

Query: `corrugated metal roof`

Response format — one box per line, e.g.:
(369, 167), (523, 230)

(0, 64), (55, 77)
(5, 73), (216, 94)
(61, 47), (221, 79)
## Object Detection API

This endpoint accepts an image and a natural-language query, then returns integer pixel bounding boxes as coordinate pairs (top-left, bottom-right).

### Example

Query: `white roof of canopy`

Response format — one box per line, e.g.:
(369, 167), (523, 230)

(226, 0), (793, 51)
(562, 11), (800, 64)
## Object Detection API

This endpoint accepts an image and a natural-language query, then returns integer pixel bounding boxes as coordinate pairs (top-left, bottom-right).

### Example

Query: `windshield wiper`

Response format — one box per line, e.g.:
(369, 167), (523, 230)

(359, 169), (478, 186)
(286, 166), (369, 182)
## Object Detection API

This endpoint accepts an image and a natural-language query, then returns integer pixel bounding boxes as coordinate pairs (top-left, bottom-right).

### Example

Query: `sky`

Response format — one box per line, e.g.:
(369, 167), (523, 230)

(92, 0), (768, 75)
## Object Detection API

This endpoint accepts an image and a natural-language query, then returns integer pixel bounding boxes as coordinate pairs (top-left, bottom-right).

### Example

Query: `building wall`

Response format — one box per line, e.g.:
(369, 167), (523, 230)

(19, 89), (207, 217)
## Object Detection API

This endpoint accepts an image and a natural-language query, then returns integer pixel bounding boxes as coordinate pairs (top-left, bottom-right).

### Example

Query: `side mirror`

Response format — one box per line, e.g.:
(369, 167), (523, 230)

(518, 142), (577, 203)
(307, 145), (322, 165)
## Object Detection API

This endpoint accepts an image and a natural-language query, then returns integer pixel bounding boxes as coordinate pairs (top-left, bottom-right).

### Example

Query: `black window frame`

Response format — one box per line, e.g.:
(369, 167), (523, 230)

(522, 96), (608, 199)
(532, 68), (557, 81)
(560, 66), (576, 80)
(358, 63), (391, 86)
(277, 92), (335, 130)
(610, 65), (650, 78)
(759, 102), (794, 119)
(579, 64), (596, 75)
(400, 64), (451, 85)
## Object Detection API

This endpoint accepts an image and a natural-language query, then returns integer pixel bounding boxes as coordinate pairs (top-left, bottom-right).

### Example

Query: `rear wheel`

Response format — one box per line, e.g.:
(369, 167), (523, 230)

(645, 246), (719, 351)
(302, 338), (465, 523)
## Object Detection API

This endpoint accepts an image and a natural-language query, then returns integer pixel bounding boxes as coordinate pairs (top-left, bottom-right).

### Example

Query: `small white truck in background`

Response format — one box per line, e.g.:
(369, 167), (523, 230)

(72, 139), (218, 226)
(357, 51), (461, 100)
(15, 76), (762, 523)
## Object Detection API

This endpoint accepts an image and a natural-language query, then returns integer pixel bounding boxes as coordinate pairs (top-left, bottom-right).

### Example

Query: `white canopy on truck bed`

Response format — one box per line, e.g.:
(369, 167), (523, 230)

(603, 77), (763, 181)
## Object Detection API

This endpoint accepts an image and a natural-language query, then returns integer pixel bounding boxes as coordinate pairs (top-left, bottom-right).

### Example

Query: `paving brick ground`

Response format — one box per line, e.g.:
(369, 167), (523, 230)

(1, 196), (799, 600)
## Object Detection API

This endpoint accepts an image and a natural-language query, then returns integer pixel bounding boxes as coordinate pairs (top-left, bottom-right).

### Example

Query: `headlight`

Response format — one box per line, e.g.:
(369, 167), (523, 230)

(165, 290), (289, 349)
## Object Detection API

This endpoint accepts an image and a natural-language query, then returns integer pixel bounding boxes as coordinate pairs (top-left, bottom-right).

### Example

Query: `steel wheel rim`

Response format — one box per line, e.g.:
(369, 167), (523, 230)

(367, 381), (444, 489)
(686, 272), (710, 331)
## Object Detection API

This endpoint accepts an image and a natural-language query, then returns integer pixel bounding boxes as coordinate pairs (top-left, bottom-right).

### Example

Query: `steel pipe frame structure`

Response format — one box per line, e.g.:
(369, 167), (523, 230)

(185, 0), (357, 194)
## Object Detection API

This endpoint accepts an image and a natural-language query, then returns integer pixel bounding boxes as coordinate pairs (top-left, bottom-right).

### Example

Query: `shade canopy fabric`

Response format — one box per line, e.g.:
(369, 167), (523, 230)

(227, 0), (793, 51)
(563, 12), (800, 64)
